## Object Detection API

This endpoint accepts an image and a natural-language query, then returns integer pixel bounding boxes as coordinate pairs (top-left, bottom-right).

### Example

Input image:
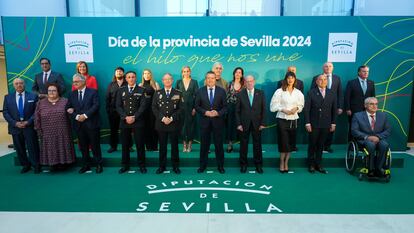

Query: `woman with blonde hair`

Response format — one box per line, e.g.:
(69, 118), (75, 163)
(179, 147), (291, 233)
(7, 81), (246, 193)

(71, 61), (98, 90)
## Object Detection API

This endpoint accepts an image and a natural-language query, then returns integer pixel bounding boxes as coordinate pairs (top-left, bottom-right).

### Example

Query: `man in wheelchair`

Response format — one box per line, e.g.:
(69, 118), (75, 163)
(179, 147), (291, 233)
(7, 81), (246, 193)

(351, 97), (391, 178)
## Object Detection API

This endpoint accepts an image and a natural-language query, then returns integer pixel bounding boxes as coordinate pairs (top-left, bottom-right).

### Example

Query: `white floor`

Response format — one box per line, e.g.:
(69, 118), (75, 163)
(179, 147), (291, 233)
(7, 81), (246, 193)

(0, 212), (413, 233)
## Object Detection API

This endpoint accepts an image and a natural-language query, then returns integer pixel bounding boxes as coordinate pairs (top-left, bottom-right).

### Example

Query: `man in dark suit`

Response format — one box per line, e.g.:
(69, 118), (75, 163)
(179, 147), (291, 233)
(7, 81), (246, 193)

(3, 78), (40, 173)
(236, 75), (266, 174)
(195, 71), (227, 174)
(152, 73), (183, 174)
(304, 74), (337, 174)
(345, 65), (376, 140)
(277, 66), (304, 93)
(311, 62), (343, 153)
(116, 71), (148, 174)
(67, 73), (103, 174)
(32, 58), (66, 98)
(352, 97), (391, 177)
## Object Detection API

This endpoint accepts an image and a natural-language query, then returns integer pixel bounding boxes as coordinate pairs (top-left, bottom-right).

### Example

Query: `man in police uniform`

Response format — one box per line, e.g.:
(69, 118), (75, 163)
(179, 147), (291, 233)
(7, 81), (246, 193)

(116, 71), (148, 174)
(152, 73), (183, 174)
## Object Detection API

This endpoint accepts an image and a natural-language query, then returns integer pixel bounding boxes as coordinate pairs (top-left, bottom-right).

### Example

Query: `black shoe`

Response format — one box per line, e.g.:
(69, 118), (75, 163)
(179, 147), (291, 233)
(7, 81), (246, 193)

(139, 167), (147, 174)
(316, 166), (328, 174)
(79, 166), (91, 174)
(96, 165), (103, 174)
(368, 171), (376, 177)
(240, 166), (247, 173)
(119, 166), (129, 174)
(34, 165), (41, 174)
(256, 166), (263, 174)
(226, 144), (233, 153)
(173, 167), (181, 174)
(218, 166), (225, 174)
(129, 147), (135, 152)
(20, 166), (31, 174)
(197, 167), (206, 173)
(324, 147), (333, 153)
(292, 146), (298, 152)
(107, 148), (117, 153)
(156, 167), (166, 174)
(49, 165), (57, 172)
(308, 165), (315, 173)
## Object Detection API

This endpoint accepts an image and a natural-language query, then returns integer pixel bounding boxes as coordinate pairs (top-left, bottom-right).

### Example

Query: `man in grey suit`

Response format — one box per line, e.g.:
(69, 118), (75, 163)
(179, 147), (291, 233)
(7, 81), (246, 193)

(32, 58), (66, 98)
(351, 97), (391, 177)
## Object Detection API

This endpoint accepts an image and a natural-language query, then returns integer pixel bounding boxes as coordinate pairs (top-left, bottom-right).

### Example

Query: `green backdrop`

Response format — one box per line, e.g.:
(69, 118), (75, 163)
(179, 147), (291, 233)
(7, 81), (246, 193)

(2, 16), (413, 150)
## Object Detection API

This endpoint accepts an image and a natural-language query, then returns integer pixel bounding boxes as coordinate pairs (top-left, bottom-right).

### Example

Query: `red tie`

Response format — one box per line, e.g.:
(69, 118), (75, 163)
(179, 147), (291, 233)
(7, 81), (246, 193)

(370, 115), (375, 130)
(43, 73), (48, 84)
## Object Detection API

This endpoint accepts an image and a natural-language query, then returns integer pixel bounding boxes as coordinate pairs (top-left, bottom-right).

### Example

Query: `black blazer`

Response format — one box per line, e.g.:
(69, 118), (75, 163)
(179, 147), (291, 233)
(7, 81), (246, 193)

(115, 85), (147, 128)
(311, 74), (343, 109)
(277, 79), (304, 93)
(152, 88), (183, 132)
(105, 80), (127, 114)
(195, 86), (227, 128)
(304, 88), (337, 129)
(2, 91), (38, 134)
(32, 71), (66, 95)
(344, 78), (375, 113)
(67, 88), (100, 130)
(235, 88), (266, 131)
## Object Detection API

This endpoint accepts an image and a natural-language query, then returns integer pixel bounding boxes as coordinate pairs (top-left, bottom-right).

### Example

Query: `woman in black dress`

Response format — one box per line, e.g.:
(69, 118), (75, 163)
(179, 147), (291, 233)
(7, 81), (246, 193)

(226, 67), (244, 152)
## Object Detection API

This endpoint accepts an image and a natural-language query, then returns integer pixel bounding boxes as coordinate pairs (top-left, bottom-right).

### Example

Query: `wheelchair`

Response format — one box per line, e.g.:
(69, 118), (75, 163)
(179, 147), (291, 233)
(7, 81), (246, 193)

(345, 139), (392, 182)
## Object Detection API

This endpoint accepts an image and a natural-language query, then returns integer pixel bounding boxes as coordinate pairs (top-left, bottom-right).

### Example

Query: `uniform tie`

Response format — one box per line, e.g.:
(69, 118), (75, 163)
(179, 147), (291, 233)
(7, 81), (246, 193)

(166, 90), (170, 98)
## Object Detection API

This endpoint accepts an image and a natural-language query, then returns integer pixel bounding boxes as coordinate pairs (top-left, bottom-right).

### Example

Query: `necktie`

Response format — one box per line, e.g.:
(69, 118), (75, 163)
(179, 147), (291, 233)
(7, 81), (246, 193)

(78, 90), (83, 102)
(43, 73), (48, 84)
(166, 90), (170, 98)
(321, 89), (325, 98)
(129, 87), (133, 93)
(209, 88), (214, 106)
(18, 93), (24, 120)
(362, 80), (367, 95)
(370, 115), (375, 130)
(248, 90), (253, 106)
(328, 75), (332, 89)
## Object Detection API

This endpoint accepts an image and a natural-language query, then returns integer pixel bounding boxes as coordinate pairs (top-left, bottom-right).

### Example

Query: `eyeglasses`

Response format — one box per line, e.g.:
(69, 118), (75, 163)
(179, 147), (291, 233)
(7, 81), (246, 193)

(367, 103), (378, 106)
(48, 90), (58, 92)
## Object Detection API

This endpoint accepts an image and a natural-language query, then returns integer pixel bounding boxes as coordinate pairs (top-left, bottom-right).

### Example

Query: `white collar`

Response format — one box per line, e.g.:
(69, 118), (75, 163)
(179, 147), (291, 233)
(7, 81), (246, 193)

(78, 86), (86, 93)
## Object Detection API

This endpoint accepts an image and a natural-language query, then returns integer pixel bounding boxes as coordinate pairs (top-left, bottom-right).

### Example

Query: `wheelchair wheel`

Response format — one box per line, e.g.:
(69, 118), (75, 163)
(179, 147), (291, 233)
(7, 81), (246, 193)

(345, 141), (357, 173)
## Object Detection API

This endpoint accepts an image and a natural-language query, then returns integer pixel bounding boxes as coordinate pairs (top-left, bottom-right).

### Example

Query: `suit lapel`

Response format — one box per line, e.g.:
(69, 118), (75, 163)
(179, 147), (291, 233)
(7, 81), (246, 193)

(362, 112), (372, 132)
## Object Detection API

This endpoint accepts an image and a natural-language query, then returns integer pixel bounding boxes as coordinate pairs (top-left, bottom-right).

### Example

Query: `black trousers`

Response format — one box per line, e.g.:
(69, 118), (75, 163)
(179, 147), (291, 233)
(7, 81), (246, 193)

(158, 130), (179, 168)
(108, 112), (132, 149)
(239, 122), (262, 166)
(363, 139), (389, 171)
(200, 121), (224, 168)
(307, 127), (329, 167)
(78, 125), (102, 167)
(121, 127), (145, 167)
(12, 128), (39, 167)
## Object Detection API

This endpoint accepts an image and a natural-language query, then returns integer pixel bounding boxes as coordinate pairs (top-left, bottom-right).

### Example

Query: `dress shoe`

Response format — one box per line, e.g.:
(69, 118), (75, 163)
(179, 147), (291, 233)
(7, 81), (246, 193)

(156, 167), (166, 174)
(139, 167), (147, 174)
(316, 166), (328, 174)
(118, 166), (129, 174)
(256, 166), (263, 174)
(129, 147), (135, 152)
(79, 166), (91, 174)
(34, 165), (41, 174)
(187, 143), (192, 152)
(218, 166), (225, 174)
(292, 146), (298, 152)
(197, 167), (206, 173)
(368, 171), (376, 177)
(107, 148), (117, 153)
(226, 144), (233, 153)
(308, 165), (315, 173)
(20, 166), (31, 174)
(324, 147), (333, 153)
(96, 165), (103, 174)
(173, 167), (181, 174)
(240, 166), (247, 173)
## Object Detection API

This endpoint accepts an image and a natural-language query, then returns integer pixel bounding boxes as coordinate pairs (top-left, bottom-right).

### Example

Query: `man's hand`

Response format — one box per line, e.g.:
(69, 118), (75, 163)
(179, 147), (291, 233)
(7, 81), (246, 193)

(367, 136), (380, 144)
(125, 116), (135, 124)
(330, 124), (336, 132)
(237, 125), (243, 132)
(305, 124), (312, 133)
(15, 122), (25, 128)
(191, 108), (196, 116)
(78, 115), (86, 122)
(211, 110), (219, 117)
(259, 125), (265, 131)
(67, 108), (74, 114)
(337, 108), (343, 115)
(346, 110), (352, 116)
(162, 117), (172, 125)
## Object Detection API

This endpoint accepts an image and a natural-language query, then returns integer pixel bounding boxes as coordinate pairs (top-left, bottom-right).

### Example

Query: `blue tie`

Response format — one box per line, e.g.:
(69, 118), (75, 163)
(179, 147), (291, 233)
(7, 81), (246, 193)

(209, 88), (214, 107)
(18, 93), (24, 120)
(362, 80), (367, 95)
(248, 90), (253, 106)
(166, 90), (170, 98)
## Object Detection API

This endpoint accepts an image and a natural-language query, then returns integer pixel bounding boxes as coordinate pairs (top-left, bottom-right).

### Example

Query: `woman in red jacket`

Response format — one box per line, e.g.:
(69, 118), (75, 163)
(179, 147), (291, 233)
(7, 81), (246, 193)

(72, 61), (98, 90)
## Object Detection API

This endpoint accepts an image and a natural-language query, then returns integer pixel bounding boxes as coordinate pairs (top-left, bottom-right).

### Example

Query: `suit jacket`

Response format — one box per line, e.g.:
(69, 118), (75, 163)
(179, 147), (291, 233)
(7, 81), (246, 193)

(115, 85), (147, 128)
(344, 78), (375, 113)
(311, 74), (343, 109)
(152, 88), (183, 132)
(277, 79), (304, 93)
(304, 88), (337, 129)
(32, 71), (66, 95)
(235, 88), (266, 131)
(351, 111), (391, 144)
(2, 91), (38, 134)
(67, 88), (100, 130)
(195, 86), (227, 128)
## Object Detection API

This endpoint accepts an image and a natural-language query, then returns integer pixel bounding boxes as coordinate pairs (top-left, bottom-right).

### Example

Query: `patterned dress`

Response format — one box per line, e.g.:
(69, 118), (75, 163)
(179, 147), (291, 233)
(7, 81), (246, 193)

(226, 81), (244, 142)
(34, 98), (76, 165)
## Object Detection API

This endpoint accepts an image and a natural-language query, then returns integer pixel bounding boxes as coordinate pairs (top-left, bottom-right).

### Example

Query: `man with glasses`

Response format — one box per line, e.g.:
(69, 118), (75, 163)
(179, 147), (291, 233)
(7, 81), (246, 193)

(351, 97), (391, 177)
(32, 58), (66, 98)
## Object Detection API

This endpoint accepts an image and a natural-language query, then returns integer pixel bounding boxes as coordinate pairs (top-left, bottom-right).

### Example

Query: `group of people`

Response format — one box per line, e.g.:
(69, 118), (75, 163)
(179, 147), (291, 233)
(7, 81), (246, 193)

(3, 58), (391, 177)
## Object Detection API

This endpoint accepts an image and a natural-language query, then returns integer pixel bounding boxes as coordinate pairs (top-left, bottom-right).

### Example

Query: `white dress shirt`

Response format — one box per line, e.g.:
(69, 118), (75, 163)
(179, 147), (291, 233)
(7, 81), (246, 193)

(15, 91), (25, 109)
(270, 88), (304, 120)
